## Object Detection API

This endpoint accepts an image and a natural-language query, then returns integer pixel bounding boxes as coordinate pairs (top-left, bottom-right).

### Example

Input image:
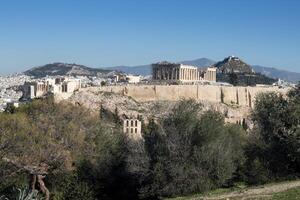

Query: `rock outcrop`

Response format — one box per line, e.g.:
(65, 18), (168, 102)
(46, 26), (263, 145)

(214, 56), (254, 74)
(67, 86), (264, 125)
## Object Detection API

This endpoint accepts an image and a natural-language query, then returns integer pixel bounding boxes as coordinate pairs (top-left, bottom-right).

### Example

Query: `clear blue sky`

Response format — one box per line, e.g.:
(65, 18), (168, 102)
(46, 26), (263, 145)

(1, 0), (300, 75)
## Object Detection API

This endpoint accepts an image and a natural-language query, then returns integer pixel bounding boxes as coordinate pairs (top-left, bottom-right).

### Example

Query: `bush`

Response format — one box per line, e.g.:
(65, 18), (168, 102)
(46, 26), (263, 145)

(141, 100), (246, 198)
(244, 85), (300, 184)
(0, 97), (135, 200)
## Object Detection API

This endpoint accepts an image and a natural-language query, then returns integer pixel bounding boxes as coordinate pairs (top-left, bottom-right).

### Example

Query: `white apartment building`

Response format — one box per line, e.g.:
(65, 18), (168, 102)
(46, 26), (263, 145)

(126, 75), (141, 84)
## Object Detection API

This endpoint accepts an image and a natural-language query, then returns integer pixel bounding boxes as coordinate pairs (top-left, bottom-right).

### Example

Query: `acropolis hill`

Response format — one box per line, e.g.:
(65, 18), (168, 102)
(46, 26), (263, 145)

(81, 84), (288, 107)
(68, 84), (289, 126)
(78, 58), (286, 108)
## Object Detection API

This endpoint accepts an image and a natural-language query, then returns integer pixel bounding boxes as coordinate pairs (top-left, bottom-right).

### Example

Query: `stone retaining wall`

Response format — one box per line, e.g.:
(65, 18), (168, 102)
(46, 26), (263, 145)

(83, 85), (288, 108)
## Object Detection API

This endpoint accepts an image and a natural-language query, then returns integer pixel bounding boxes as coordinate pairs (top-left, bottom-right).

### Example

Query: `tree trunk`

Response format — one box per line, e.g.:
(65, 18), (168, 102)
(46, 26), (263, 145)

(37, 175), (50, 200)
(31, 174), (37, 191)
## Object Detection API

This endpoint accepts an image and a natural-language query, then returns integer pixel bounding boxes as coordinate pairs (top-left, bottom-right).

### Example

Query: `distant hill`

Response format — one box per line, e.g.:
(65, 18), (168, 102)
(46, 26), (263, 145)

(180, 58), (216, 68)
(211, 56), (276, 86)
(24, 63), (112, 78)
(252, 65), (300, 83)
(107, 65), (152, 76)
(214, 56), (253, 74)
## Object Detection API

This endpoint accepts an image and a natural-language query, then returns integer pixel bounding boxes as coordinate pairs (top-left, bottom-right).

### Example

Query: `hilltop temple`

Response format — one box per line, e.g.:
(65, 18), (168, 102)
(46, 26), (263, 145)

(152, 61), (216, 83)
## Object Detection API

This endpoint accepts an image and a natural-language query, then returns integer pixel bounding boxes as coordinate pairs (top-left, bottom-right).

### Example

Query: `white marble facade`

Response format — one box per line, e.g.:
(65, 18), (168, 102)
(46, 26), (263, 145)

(152, 62), (216, 83)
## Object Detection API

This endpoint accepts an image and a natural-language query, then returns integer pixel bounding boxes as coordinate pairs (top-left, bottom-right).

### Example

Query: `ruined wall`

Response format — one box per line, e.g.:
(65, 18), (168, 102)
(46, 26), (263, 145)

(83, 85), (288, 108)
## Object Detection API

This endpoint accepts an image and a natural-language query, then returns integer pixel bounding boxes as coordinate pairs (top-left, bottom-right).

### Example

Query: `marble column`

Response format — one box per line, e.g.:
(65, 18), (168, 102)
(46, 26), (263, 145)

(180, 69), (183, 80)
(186, 69), (188, 80)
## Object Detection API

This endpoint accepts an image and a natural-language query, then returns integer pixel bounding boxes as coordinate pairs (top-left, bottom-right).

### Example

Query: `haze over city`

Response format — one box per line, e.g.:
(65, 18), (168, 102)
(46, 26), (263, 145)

(1, 0), (300, 75)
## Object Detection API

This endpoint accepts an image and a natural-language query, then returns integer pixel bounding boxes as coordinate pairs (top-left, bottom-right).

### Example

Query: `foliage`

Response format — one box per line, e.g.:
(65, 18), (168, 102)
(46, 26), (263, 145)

(101, 81), (106, 86)
(217, 73), (277, 86)
(244, 84), (300, 184)
(141, 100), (246, 198)
(228, 73), (238, 86)
(4, 104), (17, 114)
(0, 188), (42, 200)
(0, 97), (132, 200)
(49, 172), (94, 200)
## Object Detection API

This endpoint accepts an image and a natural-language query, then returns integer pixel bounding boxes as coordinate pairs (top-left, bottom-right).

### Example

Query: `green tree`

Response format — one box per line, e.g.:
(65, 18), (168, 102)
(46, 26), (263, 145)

(244, 89), (300, 184)
(0, 97), (134, 200)
(4, 104), (17, 114)
(101, 81), (106, 87)
(229, 73), (238, 86)
(142, 100), (246, 198)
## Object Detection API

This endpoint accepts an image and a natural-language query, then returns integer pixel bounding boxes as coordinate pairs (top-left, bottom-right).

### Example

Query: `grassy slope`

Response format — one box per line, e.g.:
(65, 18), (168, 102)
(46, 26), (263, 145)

(166, 180), (300, 200)
(272, 187), (300, 200)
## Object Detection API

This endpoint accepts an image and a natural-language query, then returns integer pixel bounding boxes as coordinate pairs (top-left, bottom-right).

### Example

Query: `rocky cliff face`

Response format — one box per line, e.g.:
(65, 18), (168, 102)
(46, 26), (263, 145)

(67, 89), (176, 121)
(67, 88), (251, 126)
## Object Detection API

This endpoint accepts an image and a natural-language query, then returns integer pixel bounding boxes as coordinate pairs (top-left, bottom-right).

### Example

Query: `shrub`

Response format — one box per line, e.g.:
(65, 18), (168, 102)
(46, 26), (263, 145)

(141, 100), (246, 198)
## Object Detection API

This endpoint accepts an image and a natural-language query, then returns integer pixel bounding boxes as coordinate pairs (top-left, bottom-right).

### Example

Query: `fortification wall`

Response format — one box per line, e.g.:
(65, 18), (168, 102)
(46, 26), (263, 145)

(83, 85), (288, 108)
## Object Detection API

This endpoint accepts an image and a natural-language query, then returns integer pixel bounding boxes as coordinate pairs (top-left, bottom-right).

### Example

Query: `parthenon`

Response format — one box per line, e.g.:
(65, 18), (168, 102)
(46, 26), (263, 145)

(152, 61), (216, 83)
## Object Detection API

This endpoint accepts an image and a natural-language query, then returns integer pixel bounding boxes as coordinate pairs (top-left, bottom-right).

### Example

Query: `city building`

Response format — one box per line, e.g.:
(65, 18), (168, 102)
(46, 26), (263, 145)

(272, 79), (296, 88)
(0, 74), (32, 112)
(152, 61), (216, 83)
(123, 119), (142, 140)
(126, 75), (141, 84)
(110, 74), (141, 84)
(111, 73), (127, 83)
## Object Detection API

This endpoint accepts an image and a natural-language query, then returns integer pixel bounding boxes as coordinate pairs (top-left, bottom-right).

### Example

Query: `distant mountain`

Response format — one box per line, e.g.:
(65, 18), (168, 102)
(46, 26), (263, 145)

(107, 65), (151, 76)
(180, 58), (216, 68)
(214, 56), (253, 74)
(252, 65), (300, 83)
(24, 63), (112, 78)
